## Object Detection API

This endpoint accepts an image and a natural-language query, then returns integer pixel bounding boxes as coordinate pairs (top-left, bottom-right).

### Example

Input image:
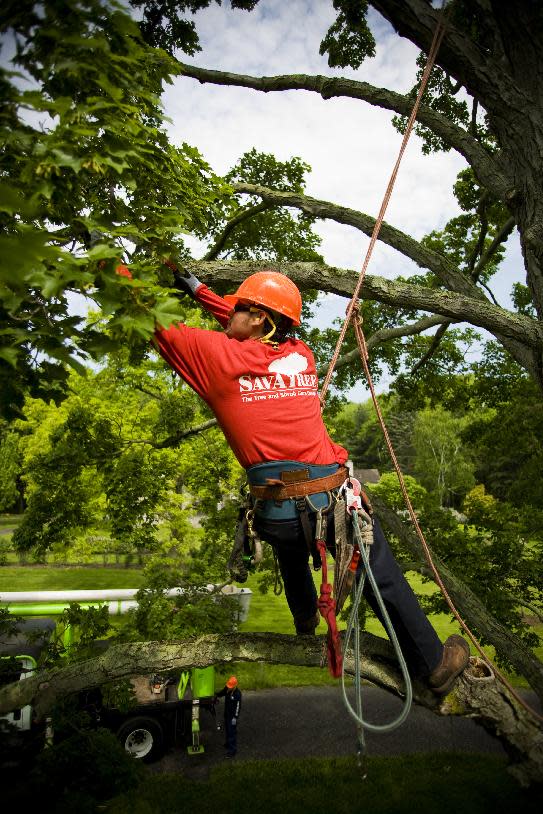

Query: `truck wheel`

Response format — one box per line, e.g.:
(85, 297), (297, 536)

(116, 716), (164, 762)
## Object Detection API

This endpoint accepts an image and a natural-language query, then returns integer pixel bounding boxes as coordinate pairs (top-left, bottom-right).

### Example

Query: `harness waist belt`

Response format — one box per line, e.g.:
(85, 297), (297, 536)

(249, 466), (348, 501)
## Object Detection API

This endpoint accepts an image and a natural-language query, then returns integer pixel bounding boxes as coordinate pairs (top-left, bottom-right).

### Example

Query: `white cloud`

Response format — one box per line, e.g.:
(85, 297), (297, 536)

(163, 0), (466, 262)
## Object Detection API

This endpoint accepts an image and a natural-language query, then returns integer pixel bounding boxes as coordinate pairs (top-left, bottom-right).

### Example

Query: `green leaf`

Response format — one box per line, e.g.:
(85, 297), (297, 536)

(51, 149), (83, 173)
(0, 347), (19, 366)
(0, 182), (37, 217)
(151, 297), (184, 330)
(47, 347), (88, 376)
(88, 244), (119, 261)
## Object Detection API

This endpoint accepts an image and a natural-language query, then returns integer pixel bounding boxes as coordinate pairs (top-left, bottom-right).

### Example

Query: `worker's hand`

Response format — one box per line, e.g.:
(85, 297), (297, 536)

(163, 259), (202, 298)
(174, 270), (202, 298)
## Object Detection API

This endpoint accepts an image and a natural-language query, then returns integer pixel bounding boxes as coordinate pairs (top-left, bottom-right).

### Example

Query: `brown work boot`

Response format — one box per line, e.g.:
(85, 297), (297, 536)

(428, 634), (470, 696)
(295, 611), (320, 636)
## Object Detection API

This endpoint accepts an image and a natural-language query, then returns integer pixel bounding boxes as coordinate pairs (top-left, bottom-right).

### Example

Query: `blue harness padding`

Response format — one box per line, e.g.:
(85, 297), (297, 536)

(246, 460), (340, 520)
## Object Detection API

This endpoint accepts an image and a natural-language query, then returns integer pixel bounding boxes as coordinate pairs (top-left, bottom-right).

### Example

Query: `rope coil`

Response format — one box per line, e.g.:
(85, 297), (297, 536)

(341, 512), (413, 741)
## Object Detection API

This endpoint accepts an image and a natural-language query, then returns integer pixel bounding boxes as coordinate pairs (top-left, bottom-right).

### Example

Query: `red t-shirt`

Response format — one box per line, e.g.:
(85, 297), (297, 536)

(154, 285), (348, 470)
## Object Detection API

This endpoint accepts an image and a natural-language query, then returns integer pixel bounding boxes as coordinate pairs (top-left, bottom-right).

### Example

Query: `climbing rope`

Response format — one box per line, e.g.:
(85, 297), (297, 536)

(318, 0), (543, 727)
(352, 313), (543, 725)
(341, 510), (413, 767)
(319, 1), (449, 406)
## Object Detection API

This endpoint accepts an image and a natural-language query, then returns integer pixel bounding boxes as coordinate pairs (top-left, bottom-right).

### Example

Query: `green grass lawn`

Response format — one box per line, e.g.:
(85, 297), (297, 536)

(0, 514), (21, 527)
(106, 754), (541, 814)
(1, 556), (540, 691)
(0, 566), (145, 591)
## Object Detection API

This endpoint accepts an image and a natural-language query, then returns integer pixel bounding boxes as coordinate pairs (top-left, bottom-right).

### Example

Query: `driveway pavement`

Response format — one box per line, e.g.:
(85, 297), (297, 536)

(151, 684), (513, 779)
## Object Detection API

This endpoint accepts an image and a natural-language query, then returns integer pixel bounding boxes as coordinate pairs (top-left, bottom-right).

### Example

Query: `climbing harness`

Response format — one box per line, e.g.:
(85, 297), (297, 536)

(243, 461), (354, 669)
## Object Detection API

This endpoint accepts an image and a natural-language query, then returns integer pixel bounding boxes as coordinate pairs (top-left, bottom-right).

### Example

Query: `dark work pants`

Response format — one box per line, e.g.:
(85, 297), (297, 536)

(254, 512), (443, 678)
(225, 718), (237, 756)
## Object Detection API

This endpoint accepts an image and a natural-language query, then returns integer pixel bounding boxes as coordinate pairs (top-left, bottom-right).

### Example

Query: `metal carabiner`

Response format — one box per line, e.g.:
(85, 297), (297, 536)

(314, 507), (327, 542)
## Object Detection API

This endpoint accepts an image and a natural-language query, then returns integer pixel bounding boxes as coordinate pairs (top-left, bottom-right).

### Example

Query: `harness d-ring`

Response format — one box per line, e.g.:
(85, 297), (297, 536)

(305, 490), (333, 514)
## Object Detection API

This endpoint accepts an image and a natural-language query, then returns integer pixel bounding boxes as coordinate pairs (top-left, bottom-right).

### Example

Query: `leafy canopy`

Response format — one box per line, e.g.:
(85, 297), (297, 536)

(0, 0), (224, 417)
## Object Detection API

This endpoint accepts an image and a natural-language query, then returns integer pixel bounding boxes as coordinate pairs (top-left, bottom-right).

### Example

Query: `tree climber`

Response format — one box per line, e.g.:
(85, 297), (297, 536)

(153, 269), (469, 696)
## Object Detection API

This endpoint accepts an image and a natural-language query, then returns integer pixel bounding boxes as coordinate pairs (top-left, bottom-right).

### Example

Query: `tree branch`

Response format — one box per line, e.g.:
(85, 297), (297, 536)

(176, 61), (510, 200)
(204, 201), (272, 261)
(184, 259), (543, 355)
(153, 419), (218, 449)
(321, 315), (451, 376)
(468, 194), (490, 275)
(409, 321), (452, 375)
(473, 215), (516, 280)
(0, 631), (541, 785)
(231, 182), (487, 300)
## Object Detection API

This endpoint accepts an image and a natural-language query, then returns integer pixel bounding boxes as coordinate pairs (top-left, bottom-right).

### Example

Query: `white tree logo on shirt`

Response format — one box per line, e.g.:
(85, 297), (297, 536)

(238, 352), (317, 401)
(268, 352), (308, 376)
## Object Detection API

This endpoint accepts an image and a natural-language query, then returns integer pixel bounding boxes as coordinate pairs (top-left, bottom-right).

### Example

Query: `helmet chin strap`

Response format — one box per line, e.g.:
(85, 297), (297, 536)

(260, 312), (277, 345)
(250, 307), (278, 346)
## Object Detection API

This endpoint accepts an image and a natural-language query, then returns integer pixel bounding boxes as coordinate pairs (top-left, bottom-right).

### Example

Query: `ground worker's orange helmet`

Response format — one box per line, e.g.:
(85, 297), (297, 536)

(226, 676), (238, 689)
(224, 271), (302, 326)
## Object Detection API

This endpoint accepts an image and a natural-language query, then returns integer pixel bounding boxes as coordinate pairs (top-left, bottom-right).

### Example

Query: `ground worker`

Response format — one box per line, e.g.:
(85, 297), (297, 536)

(216, 675), (242, 757)
(154, 269), (469, 696)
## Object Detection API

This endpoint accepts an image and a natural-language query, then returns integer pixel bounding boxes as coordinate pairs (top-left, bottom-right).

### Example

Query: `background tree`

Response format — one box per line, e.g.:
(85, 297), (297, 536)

(0, 0), (223, 418)
(411, 405), (475, 508)
(0, 422), (21, 511)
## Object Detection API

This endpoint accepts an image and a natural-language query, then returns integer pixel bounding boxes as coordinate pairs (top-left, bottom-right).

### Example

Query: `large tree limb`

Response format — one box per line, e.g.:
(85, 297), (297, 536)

(184, 259), (543, 355)
(232, 187), (533, 374)
(0, 631), (541, 785)
(231, 183), (488, 302)
(176, 62), (510, 199)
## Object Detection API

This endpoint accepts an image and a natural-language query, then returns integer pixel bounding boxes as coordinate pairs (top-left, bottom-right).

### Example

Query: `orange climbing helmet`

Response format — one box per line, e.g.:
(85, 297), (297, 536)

(226, 676), (238, 689)
(224, 271), (302, 326)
